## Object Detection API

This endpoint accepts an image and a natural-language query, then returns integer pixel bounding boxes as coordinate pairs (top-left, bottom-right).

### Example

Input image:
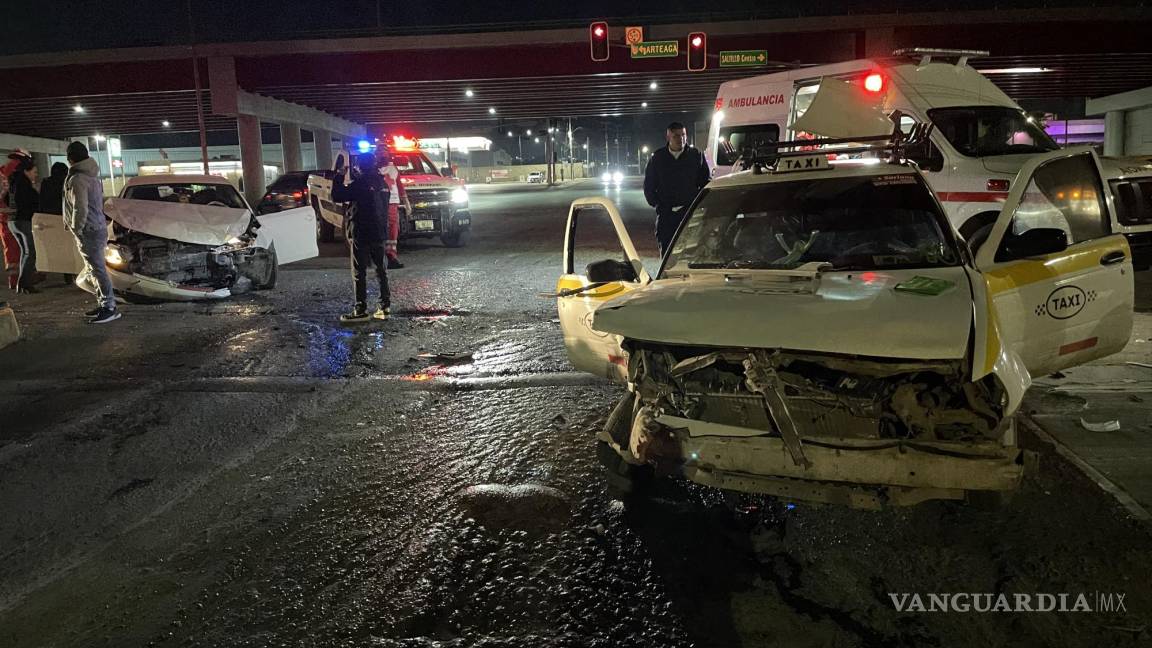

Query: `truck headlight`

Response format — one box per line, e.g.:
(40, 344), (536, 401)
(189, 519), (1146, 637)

(451, 188), (469, 204)
(105, 245), (127, 266)
(612, 171), (624, 183)
(601, 172), (612, 182)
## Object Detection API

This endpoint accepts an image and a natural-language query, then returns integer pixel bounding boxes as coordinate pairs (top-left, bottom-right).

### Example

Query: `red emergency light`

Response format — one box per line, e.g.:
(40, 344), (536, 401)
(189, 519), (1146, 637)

(864, 72), (885, 93)
(391, 135), (418, 151)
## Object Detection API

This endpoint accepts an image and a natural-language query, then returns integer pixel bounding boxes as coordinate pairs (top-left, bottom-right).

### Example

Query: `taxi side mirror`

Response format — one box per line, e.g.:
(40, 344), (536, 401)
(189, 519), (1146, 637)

(586, 259), (638, 283)
(996, 227), (1068, 262)
(440, 166), (454, 177)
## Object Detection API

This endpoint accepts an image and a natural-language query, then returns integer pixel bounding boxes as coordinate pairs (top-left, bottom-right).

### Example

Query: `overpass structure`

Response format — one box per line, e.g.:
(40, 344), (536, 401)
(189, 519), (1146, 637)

(2, 8), (1152, 199)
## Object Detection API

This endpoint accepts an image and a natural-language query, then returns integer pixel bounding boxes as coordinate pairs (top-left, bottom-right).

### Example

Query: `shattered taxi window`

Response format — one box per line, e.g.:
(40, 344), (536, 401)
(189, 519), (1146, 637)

(663, 173), (960, 273)
(124, 183), (246, 209)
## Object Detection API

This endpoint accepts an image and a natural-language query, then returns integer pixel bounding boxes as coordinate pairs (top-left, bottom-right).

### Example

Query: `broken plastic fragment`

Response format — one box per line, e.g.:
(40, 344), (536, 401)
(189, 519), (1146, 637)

(894, 276), (955, 296)
(1079, 418), (1121, 432)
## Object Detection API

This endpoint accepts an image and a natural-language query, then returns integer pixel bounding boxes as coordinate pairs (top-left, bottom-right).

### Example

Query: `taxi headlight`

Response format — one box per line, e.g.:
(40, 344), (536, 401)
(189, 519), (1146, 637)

(451, 188), (469, 204)
(104, 245), (127, 266)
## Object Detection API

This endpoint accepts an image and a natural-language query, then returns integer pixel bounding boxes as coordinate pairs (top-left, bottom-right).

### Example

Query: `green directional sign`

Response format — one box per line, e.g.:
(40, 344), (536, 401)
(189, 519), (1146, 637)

(630, 40), (679, 59)
(720, 49), (769, 67)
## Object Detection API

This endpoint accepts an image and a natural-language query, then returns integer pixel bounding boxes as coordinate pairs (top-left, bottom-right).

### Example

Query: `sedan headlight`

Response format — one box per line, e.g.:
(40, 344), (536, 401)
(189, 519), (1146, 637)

(601, 172), (612, 182)
(451, 188), (469, 204)
(612, 171), (624, 183)
(104, 245), (127, 266)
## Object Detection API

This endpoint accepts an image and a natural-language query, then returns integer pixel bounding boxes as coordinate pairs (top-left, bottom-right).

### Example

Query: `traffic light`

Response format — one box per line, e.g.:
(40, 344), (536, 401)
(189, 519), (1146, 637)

(590, 22), (609, 62)
(688, 31), (707, 71)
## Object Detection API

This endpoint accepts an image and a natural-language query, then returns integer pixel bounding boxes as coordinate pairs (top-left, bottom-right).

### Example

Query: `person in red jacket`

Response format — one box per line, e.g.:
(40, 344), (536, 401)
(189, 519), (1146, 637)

(379, 150), (412, 269)
(1, 149), (33, 290)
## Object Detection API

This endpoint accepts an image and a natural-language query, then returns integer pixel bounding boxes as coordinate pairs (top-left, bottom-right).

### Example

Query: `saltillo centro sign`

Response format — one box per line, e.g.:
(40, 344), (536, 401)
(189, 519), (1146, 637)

(631, 40), (679, 59)
(720, 50), (769, 67)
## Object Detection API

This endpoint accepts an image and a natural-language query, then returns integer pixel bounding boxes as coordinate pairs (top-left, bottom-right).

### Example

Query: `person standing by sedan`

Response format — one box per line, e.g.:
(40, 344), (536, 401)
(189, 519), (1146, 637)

(64, 141), (119, 324)
(6, 156), (39, 293)
(38, 162), (68, 215)
(332, 153), (391, 323)
(643, 122), (710, 256)
(1, 149), (32, 290)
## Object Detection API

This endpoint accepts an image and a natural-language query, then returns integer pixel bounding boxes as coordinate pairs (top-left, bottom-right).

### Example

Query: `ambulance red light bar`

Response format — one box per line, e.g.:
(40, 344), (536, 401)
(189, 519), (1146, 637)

(391, 135), (418, 151)
(864, 73), (885, 93)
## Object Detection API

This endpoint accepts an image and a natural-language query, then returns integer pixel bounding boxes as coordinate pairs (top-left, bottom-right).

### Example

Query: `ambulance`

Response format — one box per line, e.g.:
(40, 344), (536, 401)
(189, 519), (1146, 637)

(707, 49), (1061, 240)
(308, 136), (472, 247)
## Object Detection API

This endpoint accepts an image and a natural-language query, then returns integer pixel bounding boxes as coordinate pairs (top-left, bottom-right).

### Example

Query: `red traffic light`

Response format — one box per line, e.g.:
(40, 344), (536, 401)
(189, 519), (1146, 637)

(590, 22), (609, 62)
(688, 31), (707, 71)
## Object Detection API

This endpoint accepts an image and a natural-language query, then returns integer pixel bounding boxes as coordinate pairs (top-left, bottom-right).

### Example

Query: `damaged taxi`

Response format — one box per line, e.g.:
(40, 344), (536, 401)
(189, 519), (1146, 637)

(33, 175), (318, 301)
(557, 134), (1134, 508)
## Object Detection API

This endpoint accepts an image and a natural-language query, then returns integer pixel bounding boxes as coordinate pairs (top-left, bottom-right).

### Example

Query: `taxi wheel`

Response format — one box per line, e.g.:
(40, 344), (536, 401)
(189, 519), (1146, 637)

(597, 440), (653, 499)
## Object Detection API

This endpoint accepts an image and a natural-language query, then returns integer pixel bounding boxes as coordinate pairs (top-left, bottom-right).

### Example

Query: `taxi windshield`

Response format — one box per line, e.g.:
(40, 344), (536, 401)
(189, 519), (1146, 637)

(663, 173), (961, 273)
(390, 153), (439, 176)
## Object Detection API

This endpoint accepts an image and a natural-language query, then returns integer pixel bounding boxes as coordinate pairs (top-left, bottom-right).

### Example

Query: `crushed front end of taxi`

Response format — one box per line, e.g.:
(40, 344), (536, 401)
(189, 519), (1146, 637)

(605, 341), (1022, 509)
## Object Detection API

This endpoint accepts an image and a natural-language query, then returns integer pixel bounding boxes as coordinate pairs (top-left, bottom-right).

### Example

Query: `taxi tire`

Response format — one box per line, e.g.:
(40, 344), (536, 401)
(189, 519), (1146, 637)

(597, 440), (652, 499)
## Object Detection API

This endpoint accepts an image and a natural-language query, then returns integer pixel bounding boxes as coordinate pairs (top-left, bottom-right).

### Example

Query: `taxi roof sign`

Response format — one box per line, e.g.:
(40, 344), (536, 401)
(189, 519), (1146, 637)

(777, 155), (830, 173)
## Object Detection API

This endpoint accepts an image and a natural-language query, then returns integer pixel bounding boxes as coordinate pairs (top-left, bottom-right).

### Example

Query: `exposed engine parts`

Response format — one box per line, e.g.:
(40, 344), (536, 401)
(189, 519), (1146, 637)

(625, 342), (1008, 451)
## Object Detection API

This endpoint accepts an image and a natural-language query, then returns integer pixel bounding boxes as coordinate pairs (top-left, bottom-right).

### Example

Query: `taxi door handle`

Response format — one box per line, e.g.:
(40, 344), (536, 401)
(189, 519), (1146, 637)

(1100, 251), (1127, 266)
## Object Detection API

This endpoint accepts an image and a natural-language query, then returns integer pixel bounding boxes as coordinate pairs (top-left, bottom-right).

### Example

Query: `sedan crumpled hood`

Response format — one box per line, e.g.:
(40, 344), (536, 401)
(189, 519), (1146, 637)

(593, 267), (975, 360)
(105, 198), (251, 246)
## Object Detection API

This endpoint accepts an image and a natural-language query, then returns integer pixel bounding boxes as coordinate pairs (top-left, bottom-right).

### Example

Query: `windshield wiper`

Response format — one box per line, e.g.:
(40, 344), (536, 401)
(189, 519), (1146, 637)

(686, 262), (727, 269)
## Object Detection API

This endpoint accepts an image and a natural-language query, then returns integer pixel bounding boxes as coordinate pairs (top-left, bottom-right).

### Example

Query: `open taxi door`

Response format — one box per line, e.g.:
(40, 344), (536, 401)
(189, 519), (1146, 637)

(31, 212), (84, 274)
(970, 147), (1134, 394)
(556, 197), (650, 382)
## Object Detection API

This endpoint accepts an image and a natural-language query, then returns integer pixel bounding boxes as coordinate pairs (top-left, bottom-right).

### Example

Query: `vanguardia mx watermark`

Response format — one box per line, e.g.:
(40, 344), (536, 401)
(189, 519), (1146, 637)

(888, 592), (1128, 613)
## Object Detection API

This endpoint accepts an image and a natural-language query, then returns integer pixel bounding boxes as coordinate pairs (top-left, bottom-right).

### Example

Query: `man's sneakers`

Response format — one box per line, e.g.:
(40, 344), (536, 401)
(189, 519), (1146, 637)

(387, 257), (404, 270)
(373, 306), (391, 321)
(84, 306), (102, 317)
(340, 306), (371, 323)
(89, 307), (121, 324)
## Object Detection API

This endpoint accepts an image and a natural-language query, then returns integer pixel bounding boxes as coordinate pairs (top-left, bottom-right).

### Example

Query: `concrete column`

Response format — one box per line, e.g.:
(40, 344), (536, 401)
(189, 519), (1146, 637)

(281, 123), (302, 172)
(1104, 110), (1126, 157)
(313, 128), (334, 170)
(237, 114), (265, 206)
(31, 152), (50, 179)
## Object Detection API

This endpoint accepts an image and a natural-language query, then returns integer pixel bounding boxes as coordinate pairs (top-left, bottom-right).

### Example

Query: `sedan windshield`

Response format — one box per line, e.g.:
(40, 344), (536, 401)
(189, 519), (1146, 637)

(929, 106), (1059, 157)
(124, 183), (246, 209)
(663, 173), (961, 273)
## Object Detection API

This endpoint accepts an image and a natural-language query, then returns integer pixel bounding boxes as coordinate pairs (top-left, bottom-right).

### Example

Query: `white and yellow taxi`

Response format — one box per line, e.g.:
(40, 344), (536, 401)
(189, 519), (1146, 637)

(556, 145), (1134, 508)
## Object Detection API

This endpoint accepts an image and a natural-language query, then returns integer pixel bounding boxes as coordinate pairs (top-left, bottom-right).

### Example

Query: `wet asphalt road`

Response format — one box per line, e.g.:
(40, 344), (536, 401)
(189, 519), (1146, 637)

(2, 178), (1151, 647)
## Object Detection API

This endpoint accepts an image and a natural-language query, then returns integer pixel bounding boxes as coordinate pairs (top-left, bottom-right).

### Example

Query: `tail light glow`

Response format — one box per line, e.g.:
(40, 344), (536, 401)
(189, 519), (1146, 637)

(986, 179), (1011, 192)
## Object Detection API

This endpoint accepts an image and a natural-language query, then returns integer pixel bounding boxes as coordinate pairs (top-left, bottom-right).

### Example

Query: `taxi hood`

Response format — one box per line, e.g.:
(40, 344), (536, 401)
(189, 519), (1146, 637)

(593, 267), (975, 360)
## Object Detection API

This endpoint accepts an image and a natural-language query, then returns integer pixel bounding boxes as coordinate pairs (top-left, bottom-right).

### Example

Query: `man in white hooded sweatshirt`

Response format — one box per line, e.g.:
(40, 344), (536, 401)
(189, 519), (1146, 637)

(63, 141), (119, 324)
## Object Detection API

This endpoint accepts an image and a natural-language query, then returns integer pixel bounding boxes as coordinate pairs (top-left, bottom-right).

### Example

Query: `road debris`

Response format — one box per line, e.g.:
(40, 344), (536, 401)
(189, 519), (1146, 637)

(1080, 418), (1122, 432)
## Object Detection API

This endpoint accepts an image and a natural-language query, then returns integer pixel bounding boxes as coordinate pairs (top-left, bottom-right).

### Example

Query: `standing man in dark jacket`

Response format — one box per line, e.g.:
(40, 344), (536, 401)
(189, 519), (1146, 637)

(332, 153), (391, 323)
(6, 157), (39, 293)
(643, 122), (711, 255)
(38, 162), (68, 215)
(64, 141), (119, 324)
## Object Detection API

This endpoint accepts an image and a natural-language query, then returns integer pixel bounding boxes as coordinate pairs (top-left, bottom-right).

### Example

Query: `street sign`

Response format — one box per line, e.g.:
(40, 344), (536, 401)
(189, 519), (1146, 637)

(108, 137), (122, 157)
(625, 26), (644, 45)
(720, 50), (769, 67)
(631, 40), (679, 59)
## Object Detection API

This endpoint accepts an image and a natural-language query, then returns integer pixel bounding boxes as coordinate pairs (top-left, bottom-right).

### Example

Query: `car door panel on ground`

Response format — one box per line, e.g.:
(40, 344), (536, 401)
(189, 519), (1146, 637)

(255, 206), (320, 265)
(555, 197), (649, 382)
(31, 212), (84, 274)
(976, 149), (1134, 379)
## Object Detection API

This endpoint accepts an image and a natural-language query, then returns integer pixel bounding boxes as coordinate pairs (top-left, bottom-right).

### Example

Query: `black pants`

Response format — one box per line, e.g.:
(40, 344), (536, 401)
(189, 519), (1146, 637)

(655, 208), (685, 257)
(349, 238), (390, 309)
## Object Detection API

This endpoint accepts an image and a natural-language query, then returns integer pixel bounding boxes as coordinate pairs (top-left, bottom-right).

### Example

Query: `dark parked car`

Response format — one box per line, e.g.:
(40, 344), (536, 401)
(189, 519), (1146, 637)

(257, 170), (329, 214)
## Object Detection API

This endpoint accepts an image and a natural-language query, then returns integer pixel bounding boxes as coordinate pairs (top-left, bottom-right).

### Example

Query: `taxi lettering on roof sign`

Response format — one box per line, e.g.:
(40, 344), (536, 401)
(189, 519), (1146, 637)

(779, 155), (829, 172)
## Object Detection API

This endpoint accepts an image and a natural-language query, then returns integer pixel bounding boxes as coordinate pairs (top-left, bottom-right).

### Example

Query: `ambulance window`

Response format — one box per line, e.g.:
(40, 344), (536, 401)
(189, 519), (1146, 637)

(791, 83), (820, 126)
(928, 107), (1059, 157)
(1109, 178), (1152, 226)
(1007, 153), (1108, 246)
(717, 124), (781, 166)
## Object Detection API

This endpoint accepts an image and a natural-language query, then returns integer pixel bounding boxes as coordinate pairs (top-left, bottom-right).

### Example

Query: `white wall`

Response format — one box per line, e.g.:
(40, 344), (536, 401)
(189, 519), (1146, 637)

(1125, 107), (1152, 155)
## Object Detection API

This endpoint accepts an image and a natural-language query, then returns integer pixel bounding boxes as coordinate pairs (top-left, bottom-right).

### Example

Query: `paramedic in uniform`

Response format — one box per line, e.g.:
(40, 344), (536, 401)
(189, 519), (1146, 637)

(643, 121), (710, 256)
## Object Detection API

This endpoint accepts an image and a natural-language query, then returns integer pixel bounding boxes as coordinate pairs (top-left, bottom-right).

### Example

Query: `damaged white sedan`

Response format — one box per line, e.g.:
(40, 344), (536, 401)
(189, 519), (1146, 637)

(33, 175), (318, 301)
(558, 145), (1134, 508)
